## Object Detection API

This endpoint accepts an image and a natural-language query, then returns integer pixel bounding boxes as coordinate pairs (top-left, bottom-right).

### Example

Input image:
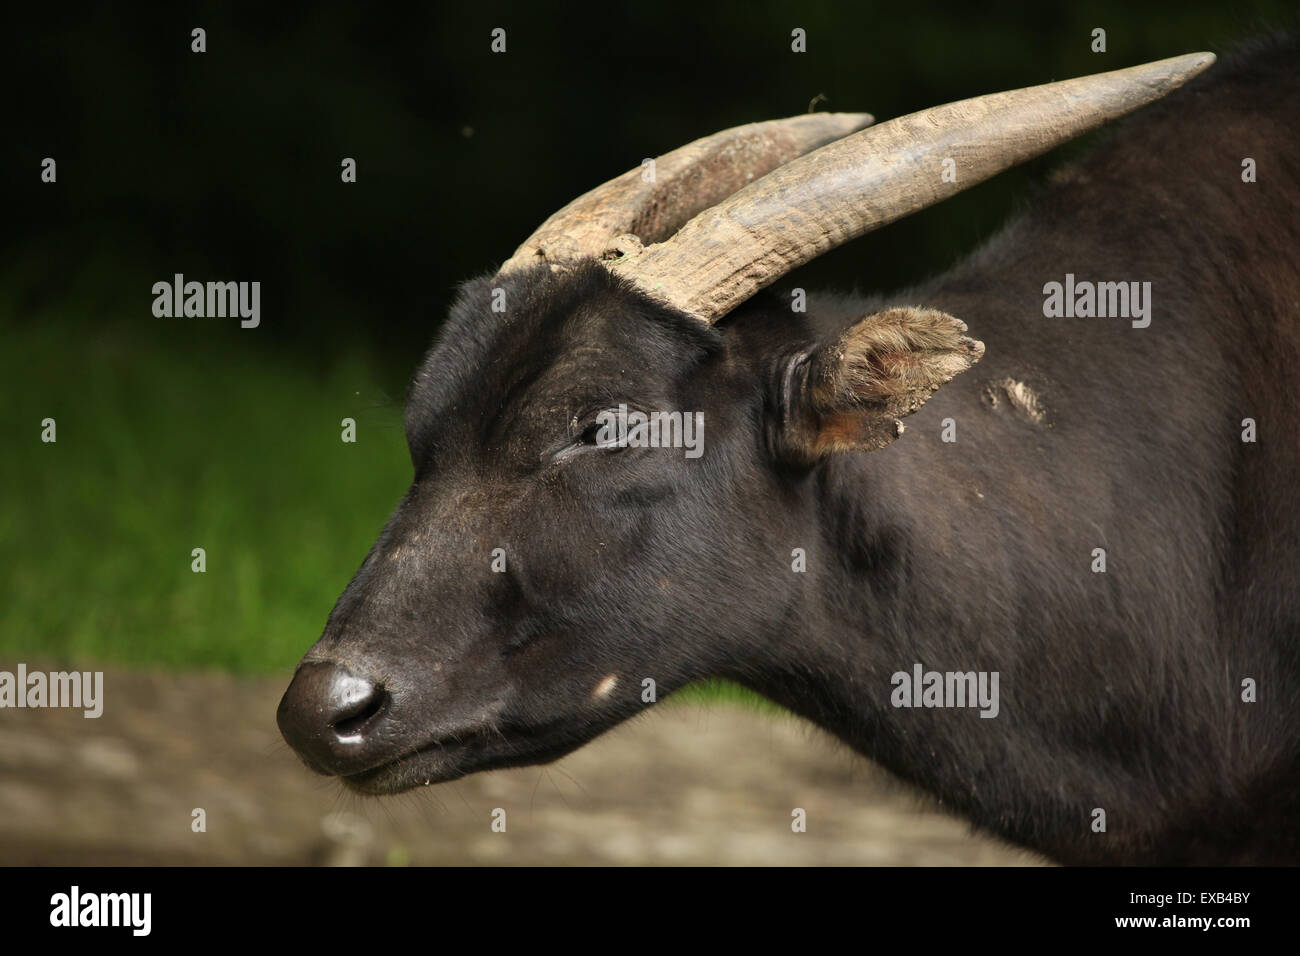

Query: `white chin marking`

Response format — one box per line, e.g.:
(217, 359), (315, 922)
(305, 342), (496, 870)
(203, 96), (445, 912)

(592, 674), (618, 700)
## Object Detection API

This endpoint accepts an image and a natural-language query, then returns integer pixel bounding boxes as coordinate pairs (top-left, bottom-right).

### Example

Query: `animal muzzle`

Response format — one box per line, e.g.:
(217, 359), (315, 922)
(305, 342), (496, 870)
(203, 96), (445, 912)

(276, 661), (392, 776)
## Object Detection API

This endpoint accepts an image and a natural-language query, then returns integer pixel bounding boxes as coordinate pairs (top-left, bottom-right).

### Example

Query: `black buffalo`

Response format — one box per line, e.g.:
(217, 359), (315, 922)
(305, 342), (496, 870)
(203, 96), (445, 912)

(279, 37), (1299, 865)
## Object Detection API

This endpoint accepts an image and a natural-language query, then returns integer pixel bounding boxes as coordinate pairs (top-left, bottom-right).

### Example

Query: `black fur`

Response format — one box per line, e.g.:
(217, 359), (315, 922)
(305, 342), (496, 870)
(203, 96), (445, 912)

(283, 36), (1300, 865)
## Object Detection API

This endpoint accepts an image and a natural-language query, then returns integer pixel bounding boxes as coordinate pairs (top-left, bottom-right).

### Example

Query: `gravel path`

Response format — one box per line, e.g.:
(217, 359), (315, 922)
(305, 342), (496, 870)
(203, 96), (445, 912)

(0, 666), (1044, 865)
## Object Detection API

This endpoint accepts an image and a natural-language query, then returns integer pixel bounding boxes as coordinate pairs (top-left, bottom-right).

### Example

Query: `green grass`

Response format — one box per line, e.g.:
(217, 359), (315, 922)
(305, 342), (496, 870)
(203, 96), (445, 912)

(1, 309), (411, 672)
(0, 307), (779, 711)
(667, 679), (786, 715)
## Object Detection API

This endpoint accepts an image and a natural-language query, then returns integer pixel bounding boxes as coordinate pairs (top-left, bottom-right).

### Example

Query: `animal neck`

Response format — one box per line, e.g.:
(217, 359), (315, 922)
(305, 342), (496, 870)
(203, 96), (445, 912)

(748, 443), (1120, 862)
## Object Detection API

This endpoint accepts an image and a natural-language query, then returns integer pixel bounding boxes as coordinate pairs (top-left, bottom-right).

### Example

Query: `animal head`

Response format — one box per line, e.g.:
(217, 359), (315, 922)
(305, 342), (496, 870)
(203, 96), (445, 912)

(277, 54), (1212, 793)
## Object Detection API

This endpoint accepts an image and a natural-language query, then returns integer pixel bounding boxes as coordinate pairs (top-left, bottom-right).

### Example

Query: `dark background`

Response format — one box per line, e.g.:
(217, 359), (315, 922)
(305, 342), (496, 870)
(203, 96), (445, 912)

(8, 1), (1293, 377)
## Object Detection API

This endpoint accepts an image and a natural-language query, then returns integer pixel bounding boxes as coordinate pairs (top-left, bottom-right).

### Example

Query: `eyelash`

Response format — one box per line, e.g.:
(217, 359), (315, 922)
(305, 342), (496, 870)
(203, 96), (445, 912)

(576, 421), (604, 444)
(555, 406), (631, 459)
(576, 415), (625, 451)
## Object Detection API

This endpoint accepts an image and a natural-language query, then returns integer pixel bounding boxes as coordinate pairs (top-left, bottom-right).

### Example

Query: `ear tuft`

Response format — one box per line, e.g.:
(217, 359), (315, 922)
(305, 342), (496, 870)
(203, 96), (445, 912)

(811, 308), (984, 415)
(780, 307), (983, 462)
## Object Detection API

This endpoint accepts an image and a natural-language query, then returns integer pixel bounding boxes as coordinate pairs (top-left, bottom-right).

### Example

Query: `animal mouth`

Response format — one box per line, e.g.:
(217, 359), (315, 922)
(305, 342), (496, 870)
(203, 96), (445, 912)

(337, 724), (580, 795)
(338, 729), (493, 794)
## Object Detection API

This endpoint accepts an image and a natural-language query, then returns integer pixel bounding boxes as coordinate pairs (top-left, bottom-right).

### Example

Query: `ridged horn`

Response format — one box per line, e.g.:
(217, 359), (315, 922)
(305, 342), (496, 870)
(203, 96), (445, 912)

(497, 112), (875, 275)
(608, 52), (1216, 322)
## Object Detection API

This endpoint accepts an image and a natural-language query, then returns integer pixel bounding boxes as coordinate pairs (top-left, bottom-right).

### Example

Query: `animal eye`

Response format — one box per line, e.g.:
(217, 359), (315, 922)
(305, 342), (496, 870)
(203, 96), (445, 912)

(577, 421), (611, 447)
(567, 408), (627, 453)
(578, 417), (625, 451)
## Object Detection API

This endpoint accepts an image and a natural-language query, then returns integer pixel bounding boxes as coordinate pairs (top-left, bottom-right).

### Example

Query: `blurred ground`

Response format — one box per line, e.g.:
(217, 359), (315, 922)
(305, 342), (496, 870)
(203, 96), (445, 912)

(0, 665), (1044, 866)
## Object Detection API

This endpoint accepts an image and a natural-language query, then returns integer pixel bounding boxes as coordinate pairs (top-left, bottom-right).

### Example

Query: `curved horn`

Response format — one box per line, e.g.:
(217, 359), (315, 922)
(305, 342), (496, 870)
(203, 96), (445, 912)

(497, 112), (874, 275)
(609, 52), (1216, 322)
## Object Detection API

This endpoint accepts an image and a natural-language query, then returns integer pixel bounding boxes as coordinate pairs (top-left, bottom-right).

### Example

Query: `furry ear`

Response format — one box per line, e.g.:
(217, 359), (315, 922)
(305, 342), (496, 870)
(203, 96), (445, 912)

(776, 307), (984, 463)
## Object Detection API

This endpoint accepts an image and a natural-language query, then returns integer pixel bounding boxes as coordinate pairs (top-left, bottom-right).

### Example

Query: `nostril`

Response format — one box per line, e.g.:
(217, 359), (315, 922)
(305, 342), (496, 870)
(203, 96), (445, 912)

(330, 680), (388, 739)
(278, 661), (391, 766)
